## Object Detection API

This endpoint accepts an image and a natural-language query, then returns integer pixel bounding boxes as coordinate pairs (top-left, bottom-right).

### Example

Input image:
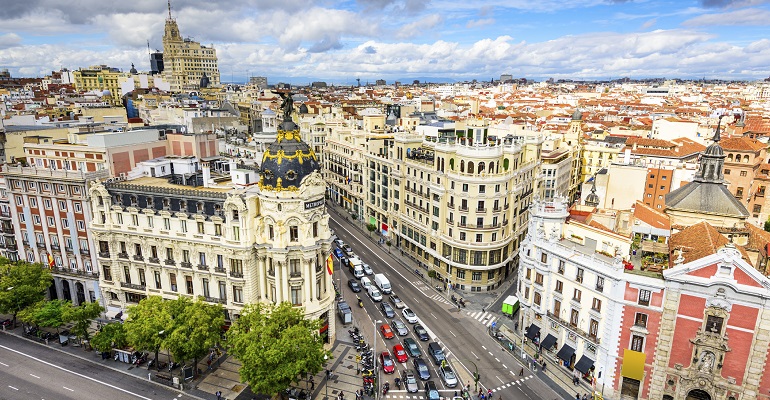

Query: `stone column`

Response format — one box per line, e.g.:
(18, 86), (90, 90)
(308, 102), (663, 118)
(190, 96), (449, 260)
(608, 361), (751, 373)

(274, 261), (283, 303)
(304, 258), (314, 305)
(258, 255), (267, 300)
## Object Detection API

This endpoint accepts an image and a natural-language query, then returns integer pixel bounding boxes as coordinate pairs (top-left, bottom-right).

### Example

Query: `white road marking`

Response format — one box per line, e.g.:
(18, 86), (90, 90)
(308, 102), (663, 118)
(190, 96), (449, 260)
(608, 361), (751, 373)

(30, 374), (40, 378)
(449, 330), (456, 337)
(63, 387), (74, 391)
(481, 345), (487, 350)
(431, 313), (437, 319)
(471, 351), (479, 359)
(502, 364), (507, 369)
(0, 362), (8, 367)
(496, 376), (504, 383)
(495, 358), (500, 362)
(0, 345), (152, 399)
(488, 351), (494, 356)
(412, 297), (420, 304)
(8, 386), (18, 390)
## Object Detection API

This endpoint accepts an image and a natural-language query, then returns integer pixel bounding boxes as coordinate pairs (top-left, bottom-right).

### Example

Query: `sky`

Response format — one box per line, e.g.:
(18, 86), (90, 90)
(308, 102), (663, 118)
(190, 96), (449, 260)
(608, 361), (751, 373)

(0, 0), (769, 84)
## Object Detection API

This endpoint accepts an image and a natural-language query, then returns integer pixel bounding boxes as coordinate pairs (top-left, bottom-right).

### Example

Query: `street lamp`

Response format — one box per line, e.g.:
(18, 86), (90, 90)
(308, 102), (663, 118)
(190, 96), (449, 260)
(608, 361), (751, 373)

(324, 354), (329, 400)
(373, 319), (382, 400)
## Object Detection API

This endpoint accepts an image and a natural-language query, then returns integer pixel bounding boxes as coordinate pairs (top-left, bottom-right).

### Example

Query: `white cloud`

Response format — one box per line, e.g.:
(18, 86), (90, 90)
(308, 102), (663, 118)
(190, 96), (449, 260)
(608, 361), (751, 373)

(683, 7), (770, 25)
(0, 33), (22, 49)
(466, 18), (495, 28)
(395, 14), (443, 39)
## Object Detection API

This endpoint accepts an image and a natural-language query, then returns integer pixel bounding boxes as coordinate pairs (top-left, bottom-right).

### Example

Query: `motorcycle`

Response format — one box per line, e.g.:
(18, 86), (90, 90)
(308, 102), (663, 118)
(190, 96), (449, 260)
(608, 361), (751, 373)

(451, 295), (458, 304)
(458, 298), (466, 308)
(394, 377), (401, 389)
(382, 382), (390, 395)
(357, 296), (363, 308)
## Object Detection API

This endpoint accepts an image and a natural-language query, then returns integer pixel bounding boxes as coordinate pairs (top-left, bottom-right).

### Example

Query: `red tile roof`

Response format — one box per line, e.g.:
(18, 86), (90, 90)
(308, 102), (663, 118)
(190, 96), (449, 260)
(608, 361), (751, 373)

(633, 201), (671, 230)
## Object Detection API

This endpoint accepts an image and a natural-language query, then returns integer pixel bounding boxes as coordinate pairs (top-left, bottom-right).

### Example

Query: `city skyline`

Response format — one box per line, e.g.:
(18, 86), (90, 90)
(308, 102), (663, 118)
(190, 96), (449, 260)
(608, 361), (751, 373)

(0, 0), (769, 83)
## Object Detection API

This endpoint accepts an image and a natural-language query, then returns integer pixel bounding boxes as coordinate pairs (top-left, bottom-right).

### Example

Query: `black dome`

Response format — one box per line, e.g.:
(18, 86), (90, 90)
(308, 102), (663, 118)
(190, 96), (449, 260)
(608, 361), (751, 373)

(260, 120), (319, 191)
(299, 103), (309, 114)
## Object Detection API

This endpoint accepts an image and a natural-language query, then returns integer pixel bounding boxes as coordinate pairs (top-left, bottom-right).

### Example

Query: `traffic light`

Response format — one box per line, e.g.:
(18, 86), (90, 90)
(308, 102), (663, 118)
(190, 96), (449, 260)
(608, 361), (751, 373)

(474, 372), (480, 382)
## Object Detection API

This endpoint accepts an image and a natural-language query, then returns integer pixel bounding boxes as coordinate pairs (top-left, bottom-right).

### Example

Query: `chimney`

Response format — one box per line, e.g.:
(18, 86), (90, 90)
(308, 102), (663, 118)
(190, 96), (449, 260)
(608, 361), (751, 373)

(202, 161), (211, 188)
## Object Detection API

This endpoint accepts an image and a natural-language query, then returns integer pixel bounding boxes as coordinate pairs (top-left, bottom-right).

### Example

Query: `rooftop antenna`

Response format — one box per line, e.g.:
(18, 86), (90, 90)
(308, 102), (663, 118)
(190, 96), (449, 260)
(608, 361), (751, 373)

(167, 0), (172, 19)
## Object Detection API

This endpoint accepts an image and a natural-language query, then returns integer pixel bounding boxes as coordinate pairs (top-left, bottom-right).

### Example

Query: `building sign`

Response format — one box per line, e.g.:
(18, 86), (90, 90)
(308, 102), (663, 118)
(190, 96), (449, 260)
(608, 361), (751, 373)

(304, 198), (324, 210)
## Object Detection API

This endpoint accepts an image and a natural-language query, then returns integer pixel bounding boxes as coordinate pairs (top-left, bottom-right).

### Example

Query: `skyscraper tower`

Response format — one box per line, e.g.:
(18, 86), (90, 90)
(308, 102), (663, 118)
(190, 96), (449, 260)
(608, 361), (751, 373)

(161, 0), (220, 92)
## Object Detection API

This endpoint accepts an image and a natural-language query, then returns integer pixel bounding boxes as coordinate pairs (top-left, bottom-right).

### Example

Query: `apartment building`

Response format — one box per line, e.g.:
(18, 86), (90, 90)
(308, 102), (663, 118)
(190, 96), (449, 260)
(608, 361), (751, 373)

(89, 117), (335, 341)
(72, 65), (125, 106)
(720, 136), (767, 225)
(540, 136), (579, 201)
(3, 164), (109, 304)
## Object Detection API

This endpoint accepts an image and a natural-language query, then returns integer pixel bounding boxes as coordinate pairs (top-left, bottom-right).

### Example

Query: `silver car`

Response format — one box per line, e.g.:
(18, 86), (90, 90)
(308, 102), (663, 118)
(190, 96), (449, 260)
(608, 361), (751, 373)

(391, 319), (409, 336)
(439, 365), (458, 388)
(363, 263), (374, 275)
(402, 370), (419, 393)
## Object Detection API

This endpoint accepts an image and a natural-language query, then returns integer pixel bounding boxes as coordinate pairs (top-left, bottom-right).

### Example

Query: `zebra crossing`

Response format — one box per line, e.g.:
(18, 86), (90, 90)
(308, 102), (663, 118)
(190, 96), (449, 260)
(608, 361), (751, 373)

(428, 293), (452, 305)
(491, 375), (533, 392)
(467, 310), (499, 327)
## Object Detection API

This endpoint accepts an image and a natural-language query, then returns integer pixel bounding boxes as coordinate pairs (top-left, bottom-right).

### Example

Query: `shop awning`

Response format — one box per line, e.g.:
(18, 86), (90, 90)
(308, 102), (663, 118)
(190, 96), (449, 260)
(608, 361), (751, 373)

(621, 349), (646, 381)
(525, 324), (541, 341)
(575, 355), (595, 374)
(540, 334), (558, 350)
(105, 309), (121, 320)
(556, 344), (575, 363)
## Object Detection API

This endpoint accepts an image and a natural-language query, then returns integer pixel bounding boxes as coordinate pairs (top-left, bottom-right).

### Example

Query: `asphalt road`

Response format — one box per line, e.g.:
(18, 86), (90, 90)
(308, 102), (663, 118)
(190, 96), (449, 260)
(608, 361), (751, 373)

(329, 211), (566, 400)
(0, 334), (195, 400)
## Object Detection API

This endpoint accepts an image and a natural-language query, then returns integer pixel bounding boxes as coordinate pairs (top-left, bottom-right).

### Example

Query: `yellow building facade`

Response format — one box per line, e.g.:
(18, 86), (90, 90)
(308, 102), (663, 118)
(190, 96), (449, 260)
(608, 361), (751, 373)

(162, 13), (220, 93)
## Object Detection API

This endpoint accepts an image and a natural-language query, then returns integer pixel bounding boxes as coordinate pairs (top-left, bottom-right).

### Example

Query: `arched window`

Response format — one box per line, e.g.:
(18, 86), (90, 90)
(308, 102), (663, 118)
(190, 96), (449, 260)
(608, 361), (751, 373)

(478, 162), (485, 174)
(468, 162), (475, 174)
(727, 154), (733, 162)
(503, 159), (510, 170)
(459, 160), (464, 172)
(449, 158), (455, 170)
(743, 155), (750, 163)
(489, 162), (495, 173)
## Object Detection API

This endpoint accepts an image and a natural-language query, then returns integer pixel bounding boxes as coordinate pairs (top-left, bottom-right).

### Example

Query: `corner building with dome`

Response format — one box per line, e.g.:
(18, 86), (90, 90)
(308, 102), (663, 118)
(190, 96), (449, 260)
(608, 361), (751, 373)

(89, 106), (335, 344)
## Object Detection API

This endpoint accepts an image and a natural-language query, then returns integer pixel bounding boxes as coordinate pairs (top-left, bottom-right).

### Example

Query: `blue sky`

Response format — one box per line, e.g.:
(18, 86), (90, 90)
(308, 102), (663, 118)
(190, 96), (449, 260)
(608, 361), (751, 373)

(0, 0), (769, 83)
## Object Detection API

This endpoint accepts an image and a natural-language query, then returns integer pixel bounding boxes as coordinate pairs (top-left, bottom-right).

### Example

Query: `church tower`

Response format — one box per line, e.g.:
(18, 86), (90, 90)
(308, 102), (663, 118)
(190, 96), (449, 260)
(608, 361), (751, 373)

(161, 0), (220, 92)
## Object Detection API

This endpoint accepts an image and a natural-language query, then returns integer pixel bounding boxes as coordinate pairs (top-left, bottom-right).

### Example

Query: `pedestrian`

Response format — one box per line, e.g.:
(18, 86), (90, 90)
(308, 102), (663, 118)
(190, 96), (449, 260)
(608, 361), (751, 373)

(488, 388), (493, 399)
(216, 390), (222, 400)
(206, 358), (212, 371)
(519, 367), (524, 376)
(310, 376), (315, 390)
(514, 322), (519, 331)
(575, 394), (580, 400)
(479, 388), (483, 397)
(582, 394), (588, 400)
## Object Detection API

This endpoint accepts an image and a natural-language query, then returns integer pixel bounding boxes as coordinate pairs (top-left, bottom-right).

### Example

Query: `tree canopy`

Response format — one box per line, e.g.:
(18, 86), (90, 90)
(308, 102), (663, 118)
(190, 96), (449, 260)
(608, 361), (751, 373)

(124, 296), (172, 365)
(0, 259), (52, 324)
(227, 302), (330, 396)
(64, 301), (104, 341)
(91, 322), (128, 353)
(18, 299), (68, 331)
(164, 296), (224, 374)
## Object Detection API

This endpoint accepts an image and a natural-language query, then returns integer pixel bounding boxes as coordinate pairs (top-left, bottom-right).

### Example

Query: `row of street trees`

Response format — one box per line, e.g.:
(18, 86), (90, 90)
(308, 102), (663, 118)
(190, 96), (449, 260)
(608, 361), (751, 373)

(1, 258), (331, 397)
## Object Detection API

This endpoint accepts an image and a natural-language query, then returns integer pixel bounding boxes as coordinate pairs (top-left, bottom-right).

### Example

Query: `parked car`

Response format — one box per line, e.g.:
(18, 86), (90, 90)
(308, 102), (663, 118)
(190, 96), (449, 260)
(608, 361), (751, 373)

(389, 294), (406, 309)
(413, 357), (431, 380)
(403, 338), (421, 358)
(392, 343), (408, 363)
(413, 324), (429, 341)
(439, 365), (458, 387)
(348, 279), (361, 293)
(341, 244), (353, 256)
(427, 342), (445, 365)
(380, 351), (395, 374)
(379, 323), (395, 339)
(402, 370), (419, 393)
(424, 381), (440, 400)
(402, 308), (418, 323)
(391, 319), (409, 336)
(380, 302), (396, 318)
(363, 263), (374, 275)
(368, 287), (383, 302)
(333, 238), (344, 248)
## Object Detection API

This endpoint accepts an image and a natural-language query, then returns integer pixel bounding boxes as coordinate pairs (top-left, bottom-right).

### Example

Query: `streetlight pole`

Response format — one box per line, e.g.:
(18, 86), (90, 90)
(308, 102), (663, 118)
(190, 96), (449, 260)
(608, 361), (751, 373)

(373, 319), (382, 400)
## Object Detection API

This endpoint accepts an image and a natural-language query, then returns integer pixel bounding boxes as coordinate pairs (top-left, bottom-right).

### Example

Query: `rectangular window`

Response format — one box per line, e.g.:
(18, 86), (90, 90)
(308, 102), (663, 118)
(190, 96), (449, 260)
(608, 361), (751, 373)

(44, 199), (52, 209)
(218, 281), (227, 300)
(534, 292), (541, 306)
(576, 268), (584, 283)
(232, 226), (240, 240)
(154, 271), (162, 289)
(541, 253), (547, 263)
(596, 276), (605, 292)
(182, 250), (190, 263)
(123, 266), (131, 284)
(638, 289), (651, 306)
(475, 234), (482, 242)
(33, 215), (41, 225)
(558, 260), (565, 274)
(147, 216), (154, 228)
(30, 198), (37, 208)
(471, 271), (481, 281)
(312, 222), (318, 237)
(163, 218), (171, 230)
(215, 224), (222, 236)
(77, 220), (85, 230)
(103, 266), (112, 281)
(706, 315), (724, 333)
(462, 184), (468, 192)
(233, 286), (243, 303)
(59, 200), (67, 211)
(635, 313), (648, 328)
(479, 185), (485, 194)
(526, 268), (531, 280)
(186, 276), (193, 294)
(74, 202), (82, 213)
(61, 218), (69, 228)
(535, 273), (544, 286)
(166, 247), (174, 262)
(290, 226), (298, 241)
(180, 220), (187, 233)
(197, 221), (204, 234)
(589, 319), (599, 338)
(555, 280), (563, 293)
(138, 269), (146, 286)
(268, 225), (274, 239)
(570, 309), (579, 326)
(170, 273), (177, 292)
(630, 335), (644, 352)
(202, 278), (210, 298)
(199, 252), (206, 266)
(592, 298), (602, 312)
(553, 299), (561, 317)
(573, 288), (582, 302)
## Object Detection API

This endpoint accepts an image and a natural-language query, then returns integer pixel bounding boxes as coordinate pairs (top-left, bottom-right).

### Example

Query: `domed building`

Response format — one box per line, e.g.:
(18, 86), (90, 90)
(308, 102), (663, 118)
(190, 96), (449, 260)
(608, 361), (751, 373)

(88, 94), (335, 344)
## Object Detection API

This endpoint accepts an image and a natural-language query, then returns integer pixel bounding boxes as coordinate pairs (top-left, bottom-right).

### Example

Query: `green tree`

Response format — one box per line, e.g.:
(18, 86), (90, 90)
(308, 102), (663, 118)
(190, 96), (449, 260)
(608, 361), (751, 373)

(124, 296), (172, 370)
(164, 296), (224, 377)
(0, 259), (53, 328)
(64, 301), (104, 343)
(227, 302), (330, 396)
(91, 322), (128, 353)
(18, 299), (69, 332)
(764, 219), (770, 232)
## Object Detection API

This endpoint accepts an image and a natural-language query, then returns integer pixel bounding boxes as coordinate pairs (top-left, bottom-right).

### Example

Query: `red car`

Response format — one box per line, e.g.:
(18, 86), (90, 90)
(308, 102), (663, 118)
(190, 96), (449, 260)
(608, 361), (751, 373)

(380, 323), (395, 339)
(380, 351), (395, 374)
(392, 343), (408, 363)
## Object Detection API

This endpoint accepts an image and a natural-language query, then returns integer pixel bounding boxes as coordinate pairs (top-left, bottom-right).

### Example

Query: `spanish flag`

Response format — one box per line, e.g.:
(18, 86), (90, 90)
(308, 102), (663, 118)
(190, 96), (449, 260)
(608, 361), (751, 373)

(326, 254), (333, 275)
(47, 254), (55, 269)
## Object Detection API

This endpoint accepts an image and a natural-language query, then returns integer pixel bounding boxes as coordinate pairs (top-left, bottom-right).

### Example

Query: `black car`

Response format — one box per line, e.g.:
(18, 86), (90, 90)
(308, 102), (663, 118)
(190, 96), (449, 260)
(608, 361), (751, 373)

(412, 357), (431, 380)
(348, 279), (361, 293)
(403, 338), (421, 357)
(413, 323), (429, 341)
(380, 302), (396, 318)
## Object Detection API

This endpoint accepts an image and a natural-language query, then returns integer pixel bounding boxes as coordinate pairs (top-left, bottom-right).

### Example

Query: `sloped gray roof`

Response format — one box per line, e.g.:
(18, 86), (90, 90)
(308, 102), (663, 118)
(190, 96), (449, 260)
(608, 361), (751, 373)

(665, 182), (749, 218)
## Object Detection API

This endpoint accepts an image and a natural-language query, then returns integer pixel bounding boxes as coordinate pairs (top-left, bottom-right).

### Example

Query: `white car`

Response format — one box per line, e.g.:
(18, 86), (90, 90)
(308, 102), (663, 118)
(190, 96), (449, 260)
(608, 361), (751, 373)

(402, 307), (418, 323)
(363, 263), (374, 275)
(368, 287), (383, 302)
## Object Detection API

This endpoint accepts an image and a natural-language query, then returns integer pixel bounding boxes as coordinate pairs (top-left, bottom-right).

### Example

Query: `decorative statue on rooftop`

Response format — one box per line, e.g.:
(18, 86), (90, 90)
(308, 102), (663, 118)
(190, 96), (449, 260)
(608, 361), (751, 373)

(279, 92), (293, 122)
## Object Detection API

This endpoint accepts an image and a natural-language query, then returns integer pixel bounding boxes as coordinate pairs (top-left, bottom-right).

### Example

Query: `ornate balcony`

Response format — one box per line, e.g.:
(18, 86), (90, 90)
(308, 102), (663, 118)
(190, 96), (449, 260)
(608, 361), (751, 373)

(229, 271), (244, 278)
(164, 259), (176, 266)
(180, 262), (193, 269)
(120, 282), (146, 291)
(203, 296), (227, 304)
(197, 264), (209, 271)
(98, 251), (110, 258)
(214, 267), (226, 274)
(117, 252), (129, 259)
(148, 257), (160, 264)
(52, 267), (99, 279)
(133, 255), (144, 261)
